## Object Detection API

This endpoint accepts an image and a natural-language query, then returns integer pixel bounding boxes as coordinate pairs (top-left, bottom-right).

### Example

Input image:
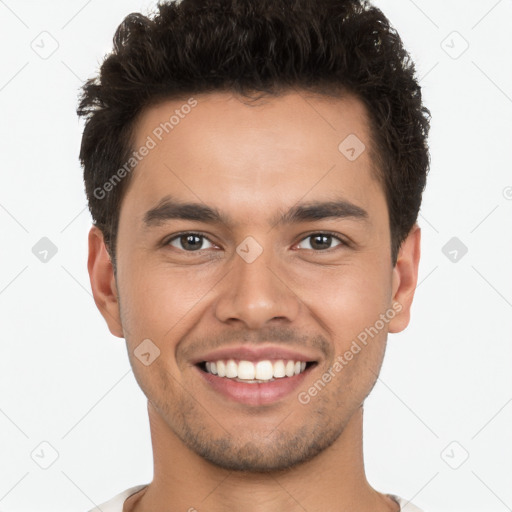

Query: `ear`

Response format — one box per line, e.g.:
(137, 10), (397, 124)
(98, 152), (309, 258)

(88, 226), (124, 338)
(388, 223), (421, 333)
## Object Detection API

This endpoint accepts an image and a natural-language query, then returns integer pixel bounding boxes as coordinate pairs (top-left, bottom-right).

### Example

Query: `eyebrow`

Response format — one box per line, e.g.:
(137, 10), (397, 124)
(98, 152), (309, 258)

(143, 195), (369, 228)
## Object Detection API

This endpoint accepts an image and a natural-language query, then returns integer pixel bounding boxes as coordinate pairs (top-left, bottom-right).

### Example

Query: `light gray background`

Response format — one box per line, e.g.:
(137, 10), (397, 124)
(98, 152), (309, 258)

(1, 1), (511, 511)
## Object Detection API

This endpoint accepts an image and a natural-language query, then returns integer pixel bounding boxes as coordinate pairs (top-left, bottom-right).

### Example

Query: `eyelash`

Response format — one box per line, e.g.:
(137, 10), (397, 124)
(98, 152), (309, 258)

(164, 231), (348, 253)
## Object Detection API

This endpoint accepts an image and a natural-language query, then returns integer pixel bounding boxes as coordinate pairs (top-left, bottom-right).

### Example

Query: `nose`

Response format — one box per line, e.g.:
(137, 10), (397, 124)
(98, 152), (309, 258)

(214, 244), (301, 330)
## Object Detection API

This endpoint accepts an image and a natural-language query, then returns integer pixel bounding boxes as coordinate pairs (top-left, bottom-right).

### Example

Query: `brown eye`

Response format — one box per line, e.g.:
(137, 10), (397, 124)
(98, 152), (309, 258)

(168, 233), (214, 251)
(296, 233), (344, 251)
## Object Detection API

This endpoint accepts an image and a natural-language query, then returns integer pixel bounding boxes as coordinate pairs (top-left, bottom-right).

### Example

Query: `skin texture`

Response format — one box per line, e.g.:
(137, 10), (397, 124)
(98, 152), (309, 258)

(88, 91), (421, 512)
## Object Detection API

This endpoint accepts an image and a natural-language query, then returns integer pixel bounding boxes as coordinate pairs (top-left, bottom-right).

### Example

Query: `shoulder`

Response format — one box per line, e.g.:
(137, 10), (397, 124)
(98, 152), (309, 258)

(87, 484), (149, 512)
(388, 494), (426, 512)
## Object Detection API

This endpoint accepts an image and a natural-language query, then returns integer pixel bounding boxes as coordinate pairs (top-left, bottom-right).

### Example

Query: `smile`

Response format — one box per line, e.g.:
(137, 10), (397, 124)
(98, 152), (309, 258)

(196, 358), (318, 405)
(200, 358), (312, 382)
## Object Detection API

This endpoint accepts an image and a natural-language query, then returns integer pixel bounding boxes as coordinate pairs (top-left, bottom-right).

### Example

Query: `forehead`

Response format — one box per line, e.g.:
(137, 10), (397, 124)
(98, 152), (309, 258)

(123, 90), (385, 227)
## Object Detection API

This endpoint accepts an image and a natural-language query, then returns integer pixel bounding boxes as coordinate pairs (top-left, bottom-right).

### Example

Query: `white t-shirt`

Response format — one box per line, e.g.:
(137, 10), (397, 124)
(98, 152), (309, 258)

(87, 484), (425, 511)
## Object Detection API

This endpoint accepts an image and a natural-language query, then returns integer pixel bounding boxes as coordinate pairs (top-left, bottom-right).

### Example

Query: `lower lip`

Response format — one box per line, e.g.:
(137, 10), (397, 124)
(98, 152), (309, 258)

(196, 365), (314, 406)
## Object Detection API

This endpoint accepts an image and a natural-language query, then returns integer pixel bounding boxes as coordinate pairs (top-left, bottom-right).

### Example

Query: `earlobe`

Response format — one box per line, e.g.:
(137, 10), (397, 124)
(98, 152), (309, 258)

(87, 226), (124, 338)
(388, 224), (421, 334)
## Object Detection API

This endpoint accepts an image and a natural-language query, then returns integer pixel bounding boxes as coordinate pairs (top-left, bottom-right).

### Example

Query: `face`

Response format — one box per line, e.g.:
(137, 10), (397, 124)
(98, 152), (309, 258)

(89, 90), (420, 472)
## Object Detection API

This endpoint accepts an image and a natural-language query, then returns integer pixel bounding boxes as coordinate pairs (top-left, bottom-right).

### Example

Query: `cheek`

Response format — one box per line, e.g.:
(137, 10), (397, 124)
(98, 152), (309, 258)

(292, 260), (391, 344)
(118, 258), (221, 348)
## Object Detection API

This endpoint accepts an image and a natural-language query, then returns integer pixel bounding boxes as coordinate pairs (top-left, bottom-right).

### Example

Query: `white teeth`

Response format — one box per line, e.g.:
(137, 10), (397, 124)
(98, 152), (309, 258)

(203, 358), (310, 381)
(225, 359), (238, 378)
(255, 360), (273, 380)
(237, 360), (255, 380)
(273, 360), (286, 378)
(216, 360), (226, 377)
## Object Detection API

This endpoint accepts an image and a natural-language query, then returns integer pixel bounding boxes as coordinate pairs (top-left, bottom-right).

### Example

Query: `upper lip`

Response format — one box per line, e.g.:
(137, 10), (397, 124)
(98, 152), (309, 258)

(192, 345), (321, 364)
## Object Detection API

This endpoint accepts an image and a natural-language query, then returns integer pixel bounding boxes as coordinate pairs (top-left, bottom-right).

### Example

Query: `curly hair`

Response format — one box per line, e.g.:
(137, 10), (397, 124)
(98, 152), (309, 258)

(77, 0), (430, 267)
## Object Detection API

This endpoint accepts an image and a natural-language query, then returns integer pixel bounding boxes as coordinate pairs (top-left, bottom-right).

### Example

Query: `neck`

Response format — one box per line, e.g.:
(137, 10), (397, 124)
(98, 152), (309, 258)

(126, 403), (398, 512)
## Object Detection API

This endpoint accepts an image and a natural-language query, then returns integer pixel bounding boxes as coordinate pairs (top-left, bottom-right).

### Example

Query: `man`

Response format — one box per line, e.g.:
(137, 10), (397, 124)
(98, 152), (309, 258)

(78, 0), (430, 510)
